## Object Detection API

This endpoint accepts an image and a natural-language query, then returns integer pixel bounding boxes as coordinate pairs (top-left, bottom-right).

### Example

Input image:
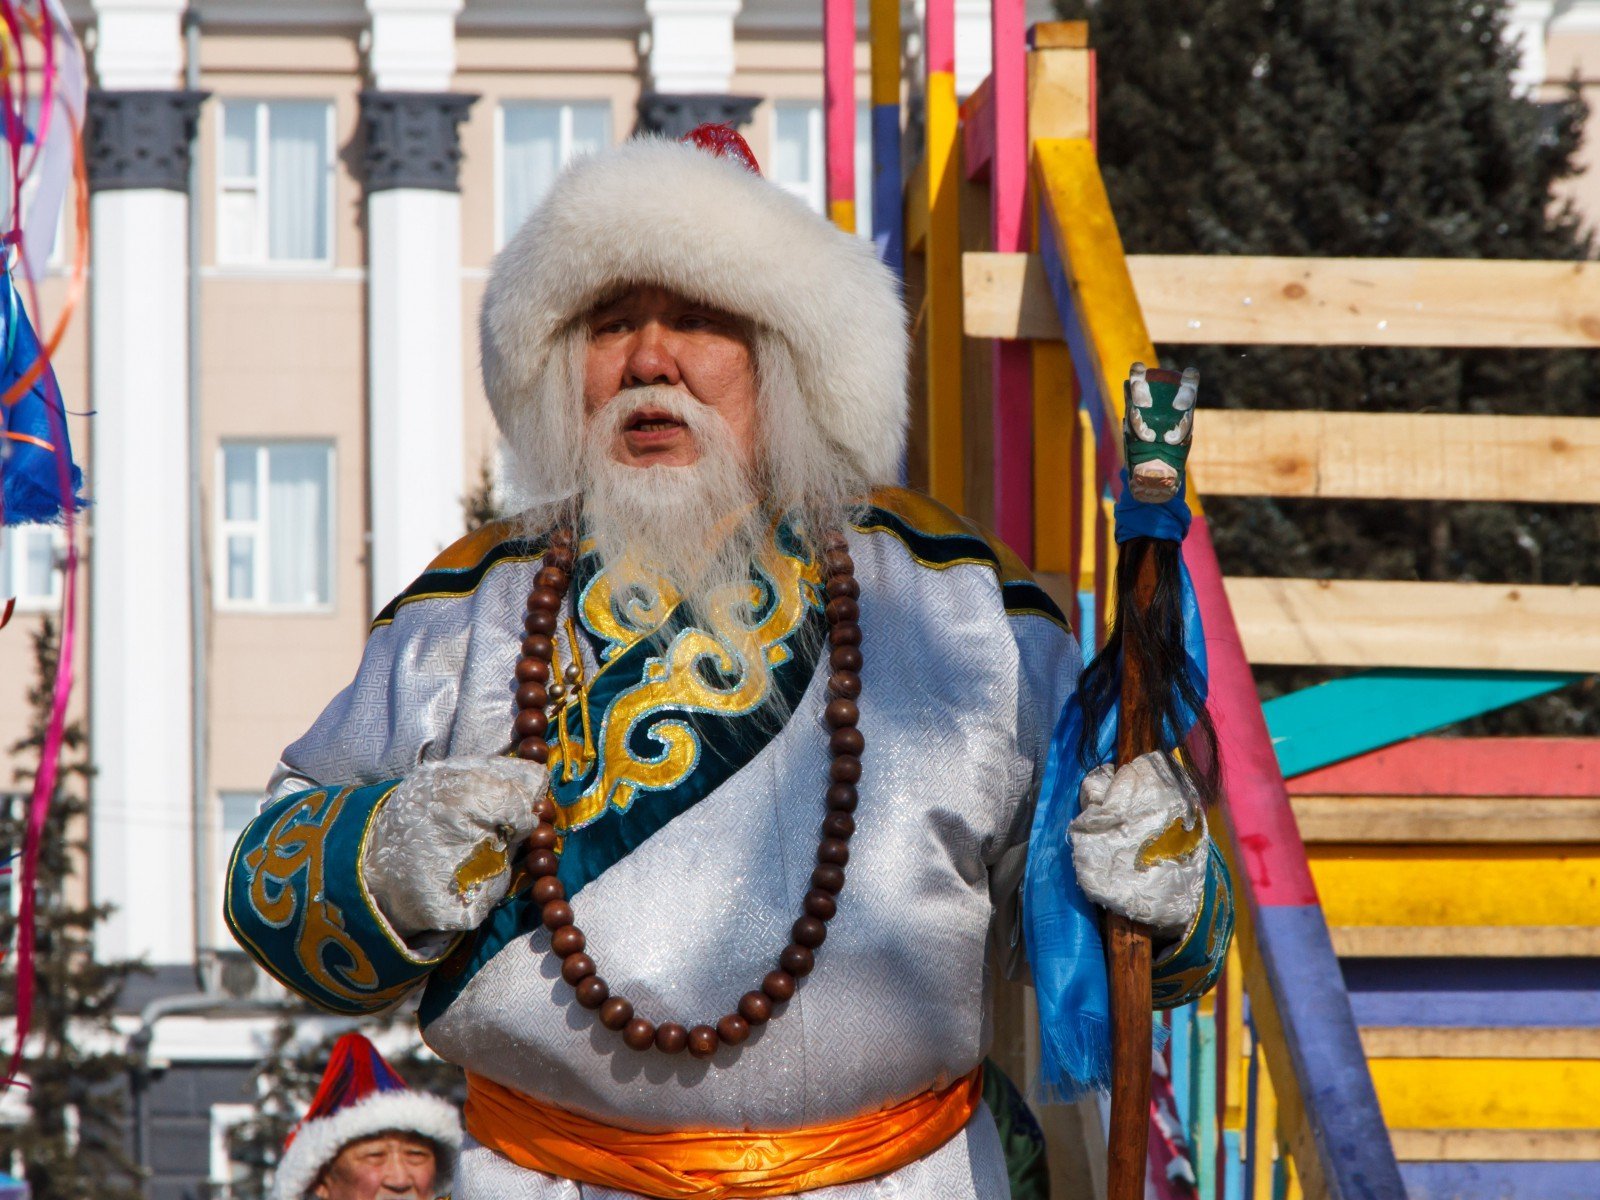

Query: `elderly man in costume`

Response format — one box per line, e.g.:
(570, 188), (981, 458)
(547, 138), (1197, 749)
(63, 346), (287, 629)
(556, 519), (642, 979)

(227, 126), (1232, 1199)
(271, 1033), (461, 1200)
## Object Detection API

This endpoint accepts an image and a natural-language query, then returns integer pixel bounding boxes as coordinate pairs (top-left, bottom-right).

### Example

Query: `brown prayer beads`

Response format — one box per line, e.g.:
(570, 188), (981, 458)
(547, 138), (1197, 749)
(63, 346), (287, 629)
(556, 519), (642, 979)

(512, 529), (863, 1061)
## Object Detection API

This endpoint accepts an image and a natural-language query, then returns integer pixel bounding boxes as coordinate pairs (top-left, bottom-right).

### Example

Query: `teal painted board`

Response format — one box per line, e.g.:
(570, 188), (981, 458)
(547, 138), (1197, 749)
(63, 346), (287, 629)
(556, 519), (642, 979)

(1262, 669), (1585, 779)
(1193, 1008), (1218, 1200)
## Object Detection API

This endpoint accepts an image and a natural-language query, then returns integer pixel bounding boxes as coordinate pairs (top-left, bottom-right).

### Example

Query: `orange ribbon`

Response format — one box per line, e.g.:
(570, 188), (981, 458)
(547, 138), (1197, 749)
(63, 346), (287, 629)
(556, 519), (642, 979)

(464, 1066), (982, 1199)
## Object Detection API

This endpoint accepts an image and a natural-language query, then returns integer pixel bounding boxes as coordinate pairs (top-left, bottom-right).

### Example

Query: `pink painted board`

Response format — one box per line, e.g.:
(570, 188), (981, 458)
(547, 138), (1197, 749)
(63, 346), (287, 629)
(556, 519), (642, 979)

(1287, 736), (1600, 797)
(824, 0), (857, 211)
(1184, 516), (1321, 907)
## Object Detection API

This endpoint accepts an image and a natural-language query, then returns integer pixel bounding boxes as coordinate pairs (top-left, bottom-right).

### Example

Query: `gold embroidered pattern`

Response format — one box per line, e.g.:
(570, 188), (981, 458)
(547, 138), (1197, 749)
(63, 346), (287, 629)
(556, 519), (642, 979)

(244, 788), (412, 1008)
(552, 538), (821, 832)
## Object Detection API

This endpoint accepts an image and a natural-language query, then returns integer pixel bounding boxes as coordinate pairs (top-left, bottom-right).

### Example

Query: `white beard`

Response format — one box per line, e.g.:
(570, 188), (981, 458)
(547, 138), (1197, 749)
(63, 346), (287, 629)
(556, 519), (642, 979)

(578, 386), (774, 642)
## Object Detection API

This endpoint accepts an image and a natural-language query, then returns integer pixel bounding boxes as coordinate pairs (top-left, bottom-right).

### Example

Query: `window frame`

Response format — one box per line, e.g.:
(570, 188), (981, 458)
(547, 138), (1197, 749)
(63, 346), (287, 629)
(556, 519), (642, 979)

(0, 523), (64, 612)
(213, 439), (337, 615)
(494, 98), (614, 250)
(214, 98), (338, 270)
(771, 99), (875, 239)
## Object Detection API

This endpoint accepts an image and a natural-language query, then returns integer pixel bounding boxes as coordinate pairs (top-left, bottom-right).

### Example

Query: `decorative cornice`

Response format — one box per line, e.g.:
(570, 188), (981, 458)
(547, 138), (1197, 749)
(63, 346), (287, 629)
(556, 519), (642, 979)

(85, 89), (207, 193)
(358, 91), (478, 192)
(635, 92), (759, 138)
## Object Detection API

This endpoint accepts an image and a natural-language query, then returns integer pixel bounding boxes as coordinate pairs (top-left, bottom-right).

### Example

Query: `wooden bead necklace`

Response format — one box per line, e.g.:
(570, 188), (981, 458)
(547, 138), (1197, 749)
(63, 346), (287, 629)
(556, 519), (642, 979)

(511, 528), (864, 1060)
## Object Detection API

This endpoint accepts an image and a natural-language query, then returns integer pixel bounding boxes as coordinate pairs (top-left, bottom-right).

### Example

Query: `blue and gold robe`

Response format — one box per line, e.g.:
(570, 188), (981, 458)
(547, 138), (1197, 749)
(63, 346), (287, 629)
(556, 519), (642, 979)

(226, 489), (1231, 1199)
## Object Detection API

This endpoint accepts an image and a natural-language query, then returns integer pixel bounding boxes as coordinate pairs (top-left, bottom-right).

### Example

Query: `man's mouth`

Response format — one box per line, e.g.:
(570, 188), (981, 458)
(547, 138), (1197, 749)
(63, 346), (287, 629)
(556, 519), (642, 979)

(625, 411), (687, 436)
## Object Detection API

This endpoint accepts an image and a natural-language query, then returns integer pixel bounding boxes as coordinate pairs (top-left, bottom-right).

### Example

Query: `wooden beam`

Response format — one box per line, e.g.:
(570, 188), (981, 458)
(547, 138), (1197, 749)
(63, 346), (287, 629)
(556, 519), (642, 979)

(1291, 796), (1600, 843)
(964, 252), (1600, 347)
(1330, 925), (1600, 957)
(1226, 577), (1600, 672)
(1028, 20), (1090, 49)
(1288, 737), (1600, 797)
(1360, 1027), (1600, 1060)
(1193, 410), (1600, 504)
(1389, 1129), (1600, 1163)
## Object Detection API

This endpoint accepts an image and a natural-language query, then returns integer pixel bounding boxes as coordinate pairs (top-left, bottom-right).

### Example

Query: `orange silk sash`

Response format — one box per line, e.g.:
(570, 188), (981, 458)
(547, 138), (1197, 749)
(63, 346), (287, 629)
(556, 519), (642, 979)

(463, 1066), (983, 1199)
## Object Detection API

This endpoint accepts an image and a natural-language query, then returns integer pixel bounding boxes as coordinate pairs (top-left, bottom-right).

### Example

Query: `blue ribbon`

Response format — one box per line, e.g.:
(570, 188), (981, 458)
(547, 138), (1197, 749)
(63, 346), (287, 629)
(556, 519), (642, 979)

(0, 272), (85, 527)
(1022, 470), (1208, 1099)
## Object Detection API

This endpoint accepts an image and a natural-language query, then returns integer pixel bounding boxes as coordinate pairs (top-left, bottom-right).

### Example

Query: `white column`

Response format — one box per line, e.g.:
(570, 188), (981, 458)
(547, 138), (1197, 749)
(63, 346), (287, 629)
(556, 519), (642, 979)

(362, 0), (469, 612)
(87, 0), (196, 968)
(1506, 0), (1557, 94)
(646, 0), (741, 94)
(366, 187), (466, 606)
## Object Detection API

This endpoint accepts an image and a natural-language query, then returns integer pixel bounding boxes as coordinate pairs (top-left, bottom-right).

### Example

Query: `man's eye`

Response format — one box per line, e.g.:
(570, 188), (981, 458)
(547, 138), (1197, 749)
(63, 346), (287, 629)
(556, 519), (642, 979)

(679, 313), (714, 331)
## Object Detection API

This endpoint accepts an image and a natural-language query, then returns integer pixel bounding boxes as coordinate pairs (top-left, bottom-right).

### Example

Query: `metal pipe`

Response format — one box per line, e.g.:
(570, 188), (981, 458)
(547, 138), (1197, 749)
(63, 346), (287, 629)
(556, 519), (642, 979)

(183, 10), (208, 993)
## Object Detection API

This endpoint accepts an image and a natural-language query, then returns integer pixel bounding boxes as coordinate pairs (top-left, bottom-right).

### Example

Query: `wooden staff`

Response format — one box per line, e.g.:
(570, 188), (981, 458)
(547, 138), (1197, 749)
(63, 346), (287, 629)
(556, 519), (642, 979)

(1103, 363), (1204, 1200)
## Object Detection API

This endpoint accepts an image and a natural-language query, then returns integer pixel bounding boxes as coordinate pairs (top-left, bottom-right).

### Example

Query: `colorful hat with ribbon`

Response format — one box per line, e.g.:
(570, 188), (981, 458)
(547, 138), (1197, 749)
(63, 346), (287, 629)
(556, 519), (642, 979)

(270, 1033), (461, 1200)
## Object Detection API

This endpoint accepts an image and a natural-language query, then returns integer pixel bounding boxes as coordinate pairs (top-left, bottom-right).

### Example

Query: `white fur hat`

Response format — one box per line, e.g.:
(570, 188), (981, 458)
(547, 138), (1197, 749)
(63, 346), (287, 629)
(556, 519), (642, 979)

(480, 131), (909, 487)
(270, 1034), (461, 1200)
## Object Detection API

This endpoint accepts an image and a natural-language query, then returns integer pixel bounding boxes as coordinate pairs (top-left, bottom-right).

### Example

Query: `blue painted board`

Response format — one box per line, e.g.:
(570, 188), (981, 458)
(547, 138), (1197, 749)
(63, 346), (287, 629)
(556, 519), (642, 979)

(1401, 1162), (1600, 1200)
(1251, 905), (1405, 1200)
(1342, 957), (1600, 1028)
(1262, 669), (1585, 779)
(871, 103), (903, 281)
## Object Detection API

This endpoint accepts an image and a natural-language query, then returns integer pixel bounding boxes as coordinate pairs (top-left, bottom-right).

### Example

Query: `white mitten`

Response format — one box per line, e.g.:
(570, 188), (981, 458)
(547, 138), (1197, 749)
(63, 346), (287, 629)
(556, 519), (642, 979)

(1069, 750), (1208, 936)
(362, 756), (546, 938)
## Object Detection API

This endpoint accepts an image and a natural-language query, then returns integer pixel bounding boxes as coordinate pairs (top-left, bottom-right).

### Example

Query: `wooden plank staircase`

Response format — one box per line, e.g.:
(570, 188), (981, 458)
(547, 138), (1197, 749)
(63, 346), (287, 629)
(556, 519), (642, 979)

(1287, 739), (1600, 1200)
(842, 6), (1600, 1196)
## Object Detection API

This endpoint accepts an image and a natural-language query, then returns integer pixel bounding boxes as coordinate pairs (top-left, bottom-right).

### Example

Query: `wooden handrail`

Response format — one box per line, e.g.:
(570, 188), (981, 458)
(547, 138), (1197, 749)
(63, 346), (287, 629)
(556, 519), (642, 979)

(965, 250), (1600, 347)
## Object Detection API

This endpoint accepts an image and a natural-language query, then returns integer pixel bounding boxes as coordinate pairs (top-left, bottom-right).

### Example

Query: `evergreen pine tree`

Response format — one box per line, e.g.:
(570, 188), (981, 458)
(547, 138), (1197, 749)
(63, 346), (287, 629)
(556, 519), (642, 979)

(0, 617), (144, 1200)
(1059, 0), (1600, 728)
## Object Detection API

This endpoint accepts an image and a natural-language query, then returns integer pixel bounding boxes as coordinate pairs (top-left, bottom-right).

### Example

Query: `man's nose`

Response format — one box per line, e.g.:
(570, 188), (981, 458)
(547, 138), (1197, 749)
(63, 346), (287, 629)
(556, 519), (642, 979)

(622, 321), (681, 388)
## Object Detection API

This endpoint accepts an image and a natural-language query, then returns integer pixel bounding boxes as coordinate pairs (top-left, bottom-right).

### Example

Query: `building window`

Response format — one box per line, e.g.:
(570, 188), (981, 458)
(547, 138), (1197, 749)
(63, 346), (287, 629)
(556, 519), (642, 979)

(498, 100), (612, 246)
(216, 442), (334, 611)
(0, 524), (63, 610)
(770, 101), (874, 238)
(217, 100), (335, 266)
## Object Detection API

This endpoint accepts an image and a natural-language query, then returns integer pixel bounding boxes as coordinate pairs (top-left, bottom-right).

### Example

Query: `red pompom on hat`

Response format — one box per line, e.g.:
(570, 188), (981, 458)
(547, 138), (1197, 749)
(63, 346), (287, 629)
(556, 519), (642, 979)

(680, 122), (762, 174)
(270, 1033), (461, 1200)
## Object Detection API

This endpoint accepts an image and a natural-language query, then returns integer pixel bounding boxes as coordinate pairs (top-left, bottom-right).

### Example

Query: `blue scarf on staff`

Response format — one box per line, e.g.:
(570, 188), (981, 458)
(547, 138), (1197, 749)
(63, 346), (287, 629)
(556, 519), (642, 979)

(1021, 471), (1208, 1100)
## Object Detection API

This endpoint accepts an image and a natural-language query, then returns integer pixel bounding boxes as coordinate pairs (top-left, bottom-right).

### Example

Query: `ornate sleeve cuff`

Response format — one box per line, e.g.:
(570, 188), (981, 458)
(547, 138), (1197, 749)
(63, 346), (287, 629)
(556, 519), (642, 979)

(224, 780), (461, 1015)
(1150, 840), (1234, 1010)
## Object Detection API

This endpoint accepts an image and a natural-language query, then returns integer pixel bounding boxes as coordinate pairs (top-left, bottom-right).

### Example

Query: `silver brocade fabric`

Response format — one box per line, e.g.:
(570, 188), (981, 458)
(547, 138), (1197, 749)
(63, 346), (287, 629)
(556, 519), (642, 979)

(269, 526), (1080, 1200)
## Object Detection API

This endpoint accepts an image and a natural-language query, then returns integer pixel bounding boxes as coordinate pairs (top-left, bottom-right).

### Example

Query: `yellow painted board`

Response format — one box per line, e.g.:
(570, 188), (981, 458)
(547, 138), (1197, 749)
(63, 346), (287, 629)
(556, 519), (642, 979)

(1031, 340), (1076, 574)
(963, 251), (1600, 347)
(1370, 1058), (1600, 1130)
(1033, 142), (1154, 439)
(1224, 577), (1600, 673)
(1308, 843), (1600, 927)
(1192, 410), (1600, 505)
(924, 71), (964, 510)
(1251, 1048), (1279, 1200)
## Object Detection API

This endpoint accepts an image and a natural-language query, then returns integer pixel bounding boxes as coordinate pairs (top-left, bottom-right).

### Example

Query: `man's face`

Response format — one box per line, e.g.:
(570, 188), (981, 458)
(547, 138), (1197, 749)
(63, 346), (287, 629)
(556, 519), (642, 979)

(311, 1133), (437, 1200)
(582, 285), (759, 469)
